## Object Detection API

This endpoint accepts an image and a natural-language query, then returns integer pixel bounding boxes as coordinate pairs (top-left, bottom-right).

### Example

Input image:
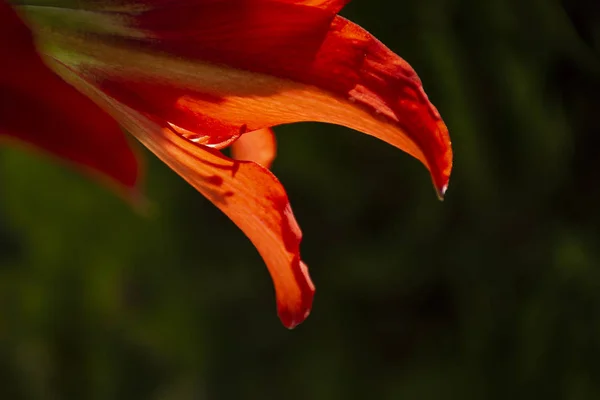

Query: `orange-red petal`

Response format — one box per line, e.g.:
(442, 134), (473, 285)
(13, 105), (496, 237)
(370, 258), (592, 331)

(131, 115), (314, 329)
(231, 128), (277, 169)
(0, 3), (139, 190)
(30, 0), (451, 195)
(54, 65), (314, 328)
(128, 0), (452, 193)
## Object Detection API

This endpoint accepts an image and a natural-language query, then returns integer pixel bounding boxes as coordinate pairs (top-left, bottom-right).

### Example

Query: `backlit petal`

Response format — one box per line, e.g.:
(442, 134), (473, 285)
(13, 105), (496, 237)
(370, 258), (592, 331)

(22, 0), (451, 195)
(231, 128), (277, 169)
(0, 3), (139, 191)
(55, 63), (314, 328)
(133, 0), (452, 194)
(146, 128), (313, 329)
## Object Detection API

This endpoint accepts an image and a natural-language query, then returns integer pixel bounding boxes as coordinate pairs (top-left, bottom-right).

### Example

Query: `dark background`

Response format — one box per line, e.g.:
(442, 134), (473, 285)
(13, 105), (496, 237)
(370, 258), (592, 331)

(1, 0), (600, 398)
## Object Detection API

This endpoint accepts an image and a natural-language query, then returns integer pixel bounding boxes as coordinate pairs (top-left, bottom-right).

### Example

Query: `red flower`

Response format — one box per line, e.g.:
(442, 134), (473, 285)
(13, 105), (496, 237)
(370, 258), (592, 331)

(2, 0), (453, 328)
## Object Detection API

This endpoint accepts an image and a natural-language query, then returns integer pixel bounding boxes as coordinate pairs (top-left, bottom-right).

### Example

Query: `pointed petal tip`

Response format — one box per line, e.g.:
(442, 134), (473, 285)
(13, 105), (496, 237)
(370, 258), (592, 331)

(436, 182), (449, 201)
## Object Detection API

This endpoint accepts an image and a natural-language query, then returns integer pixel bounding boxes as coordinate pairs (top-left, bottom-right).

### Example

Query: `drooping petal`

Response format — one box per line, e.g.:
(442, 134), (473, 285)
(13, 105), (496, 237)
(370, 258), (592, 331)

(149, 132), (313, 329)
(54, 62), (314, 328)
(21, 0), (452, 195)
(146, 127), (313, 329)
(231, 128), (277, 169)
(0, 3), (139, 191)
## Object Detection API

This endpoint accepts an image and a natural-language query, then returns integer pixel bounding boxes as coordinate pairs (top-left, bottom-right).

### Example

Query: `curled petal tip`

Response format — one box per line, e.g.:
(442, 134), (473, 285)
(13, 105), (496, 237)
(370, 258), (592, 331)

(436, 183), (449, 201)
(279, 301), (313, 330)
(428, 126), (452, 201)
(279, 306), (313, 330)
(277, 261), (315, 329)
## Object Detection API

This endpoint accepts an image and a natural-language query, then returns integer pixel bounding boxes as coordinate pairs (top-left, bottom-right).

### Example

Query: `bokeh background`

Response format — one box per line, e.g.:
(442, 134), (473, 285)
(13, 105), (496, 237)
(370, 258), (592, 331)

(1, 0), (600, 398)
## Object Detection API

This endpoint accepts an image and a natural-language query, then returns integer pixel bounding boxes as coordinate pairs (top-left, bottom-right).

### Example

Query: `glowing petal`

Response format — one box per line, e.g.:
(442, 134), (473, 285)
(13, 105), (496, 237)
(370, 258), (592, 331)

(22, 0), (451, 195)
(55, 63), (314, 328)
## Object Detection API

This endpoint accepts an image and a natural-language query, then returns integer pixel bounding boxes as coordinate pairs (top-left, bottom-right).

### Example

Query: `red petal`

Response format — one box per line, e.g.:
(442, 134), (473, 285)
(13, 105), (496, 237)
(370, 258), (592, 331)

(74, 0), (451, 194)
(231, 128), (277, 169)
(53, 68), (314, 328)
(0, 3), (139, 191)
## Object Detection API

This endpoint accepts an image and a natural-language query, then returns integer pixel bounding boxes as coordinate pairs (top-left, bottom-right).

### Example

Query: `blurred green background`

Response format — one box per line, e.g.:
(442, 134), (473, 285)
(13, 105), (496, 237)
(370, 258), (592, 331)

(1, 0), (600, 398)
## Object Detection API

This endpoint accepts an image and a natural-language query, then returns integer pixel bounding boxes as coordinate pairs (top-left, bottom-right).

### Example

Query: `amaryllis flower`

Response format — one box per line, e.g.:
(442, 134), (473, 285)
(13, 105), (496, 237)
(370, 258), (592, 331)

(2, 0), (453, 328)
